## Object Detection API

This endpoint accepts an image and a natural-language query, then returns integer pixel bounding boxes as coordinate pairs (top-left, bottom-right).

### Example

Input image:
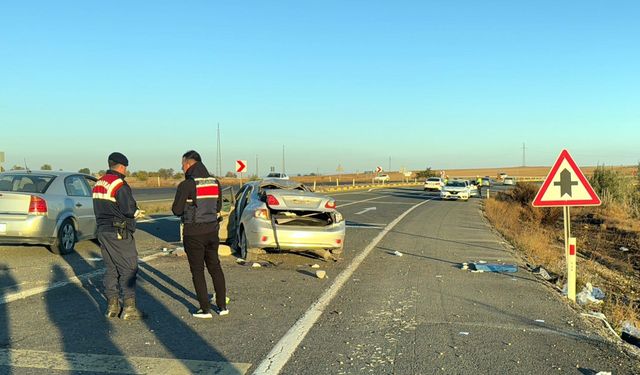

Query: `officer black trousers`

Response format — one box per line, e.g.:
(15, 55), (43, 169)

(98, 231), (138, 299)
(183, 232), (227, 311)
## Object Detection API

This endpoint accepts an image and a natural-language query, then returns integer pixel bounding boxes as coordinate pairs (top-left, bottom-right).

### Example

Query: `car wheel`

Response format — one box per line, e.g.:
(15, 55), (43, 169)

(238, 228), (255, 262)
(50, 219), (76, 255)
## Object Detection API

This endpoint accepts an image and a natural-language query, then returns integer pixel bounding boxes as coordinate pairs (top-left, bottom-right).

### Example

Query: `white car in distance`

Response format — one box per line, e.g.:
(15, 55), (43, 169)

(440, 179), (471, 201)
(373, 174), (390, 183)
(424, 177), (444, 191)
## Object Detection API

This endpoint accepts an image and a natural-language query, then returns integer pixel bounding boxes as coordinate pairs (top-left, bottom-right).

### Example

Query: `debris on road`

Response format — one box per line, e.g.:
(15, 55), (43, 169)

(170, 247), (186, 257)
(391, 251), (403, 257)
(527, 264), (559, 283)
(534, 319), (545, 323)
(619, 246), (629, 252)
(621, 321), (640, 347)
(581, 312), (618, 338)
(462, 262), (518, 273)
(595, 372), (612, 375)
(311, 264), (320, 269)
(252, 262), (262, 268)
(459, 332), (470, 336)
(316, 270), (327, 279)
(576, 283), (605, 305)
(86, 257), (102, 262)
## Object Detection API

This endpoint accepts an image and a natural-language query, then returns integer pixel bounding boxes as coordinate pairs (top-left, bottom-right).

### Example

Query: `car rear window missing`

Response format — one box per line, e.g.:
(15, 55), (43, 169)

(0, 174), (56, 193)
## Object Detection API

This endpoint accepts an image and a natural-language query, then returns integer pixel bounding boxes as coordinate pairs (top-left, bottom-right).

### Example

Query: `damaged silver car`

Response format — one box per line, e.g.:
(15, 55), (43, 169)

(226, 179), (345, 261)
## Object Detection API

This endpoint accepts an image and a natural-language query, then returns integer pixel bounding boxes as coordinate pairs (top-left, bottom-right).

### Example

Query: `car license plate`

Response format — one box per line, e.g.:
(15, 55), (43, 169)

(0, 223), (6, 233)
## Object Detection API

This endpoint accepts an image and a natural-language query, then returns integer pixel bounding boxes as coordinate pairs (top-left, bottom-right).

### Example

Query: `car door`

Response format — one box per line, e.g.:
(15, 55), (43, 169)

(82, 176), (98, 237)
(64, 175), (94, 239)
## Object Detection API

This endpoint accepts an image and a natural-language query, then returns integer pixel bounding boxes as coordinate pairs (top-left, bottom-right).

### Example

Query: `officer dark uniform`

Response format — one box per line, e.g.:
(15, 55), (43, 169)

(172, 150), (227, 318)
(92, 152), (144, 320)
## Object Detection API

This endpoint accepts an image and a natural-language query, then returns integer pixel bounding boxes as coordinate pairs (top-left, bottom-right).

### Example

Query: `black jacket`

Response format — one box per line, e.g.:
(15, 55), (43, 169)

(92, 170), (138, 234)
(172, 162), (222, 236)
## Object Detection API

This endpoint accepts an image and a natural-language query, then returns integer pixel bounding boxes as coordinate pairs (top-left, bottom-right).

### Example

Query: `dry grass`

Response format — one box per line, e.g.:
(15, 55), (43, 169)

(138, 200), (174, 214)
(484, 191), (639, 332)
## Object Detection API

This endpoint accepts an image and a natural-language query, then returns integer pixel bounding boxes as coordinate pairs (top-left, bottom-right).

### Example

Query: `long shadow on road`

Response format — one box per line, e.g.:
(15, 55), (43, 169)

(50, 246), (241, 373)
(0, 264), (18, 375)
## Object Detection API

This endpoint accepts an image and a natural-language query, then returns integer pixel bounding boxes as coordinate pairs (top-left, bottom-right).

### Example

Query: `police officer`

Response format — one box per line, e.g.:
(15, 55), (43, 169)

(92, 152), (145, 320)
(476, 175), (483, 198)
(172, 150), (228, 318)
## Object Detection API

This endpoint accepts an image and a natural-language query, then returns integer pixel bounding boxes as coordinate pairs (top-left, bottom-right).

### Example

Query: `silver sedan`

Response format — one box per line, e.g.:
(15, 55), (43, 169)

(226, 179), (346, 261)
(0, 171), (97, 254)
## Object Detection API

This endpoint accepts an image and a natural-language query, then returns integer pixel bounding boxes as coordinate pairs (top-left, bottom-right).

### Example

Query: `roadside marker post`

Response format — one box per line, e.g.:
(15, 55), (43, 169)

(568, 237), (577, 302)
(236, 160), (247, 186)
(532, 149), (601, 303)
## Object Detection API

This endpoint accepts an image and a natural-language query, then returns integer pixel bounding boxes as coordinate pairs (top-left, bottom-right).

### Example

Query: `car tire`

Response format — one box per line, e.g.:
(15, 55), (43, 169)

(50, 219), (76, 255)
(237, 228), (255, 262)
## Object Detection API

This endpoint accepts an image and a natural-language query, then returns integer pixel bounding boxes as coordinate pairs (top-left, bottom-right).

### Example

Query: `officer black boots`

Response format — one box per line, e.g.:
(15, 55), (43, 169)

(105, 297), (120, 318)
(120, 297), (145, 320)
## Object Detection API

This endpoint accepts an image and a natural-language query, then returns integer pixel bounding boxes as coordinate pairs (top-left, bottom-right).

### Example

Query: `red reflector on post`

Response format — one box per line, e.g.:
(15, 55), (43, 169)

(267, 195), (280, 206)
(569, 244), (576, 256)
(28, 196), (48, 215)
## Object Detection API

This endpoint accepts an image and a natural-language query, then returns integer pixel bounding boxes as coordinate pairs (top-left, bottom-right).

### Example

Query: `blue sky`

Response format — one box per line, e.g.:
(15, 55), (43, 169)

(1, 1), (638, 175)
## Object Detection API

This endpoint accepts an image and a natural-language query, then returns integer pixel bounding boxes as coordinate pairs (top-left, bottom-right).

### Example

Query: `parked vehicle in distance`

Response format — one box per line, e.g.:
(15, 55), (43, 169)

(227, 179), (346, 261)
(373, 174), (390, 183)
(482, 177), (491, 186)
(498, 172), (508, 180)
(424, 177), (444, 191)
(503, 176), (516, 186)
(440, 179), (471, 201)
(264, 172), (289, 180)
(468, 180), (479, 197)
(0, 171), (97, 254)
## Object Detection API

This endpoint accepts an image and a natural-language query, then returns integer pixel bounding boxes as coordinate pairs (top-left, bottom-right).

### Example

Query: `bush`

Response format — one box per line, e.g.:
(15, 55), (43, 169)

(589, 165), (634, 206)
(415, 168), (436, 179)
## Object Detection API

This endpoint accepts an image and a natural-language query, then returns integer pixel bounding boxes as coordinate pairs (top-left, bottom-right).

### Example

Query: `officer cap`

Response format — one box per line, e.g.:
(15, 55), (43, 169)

(108, 152), (129, 167)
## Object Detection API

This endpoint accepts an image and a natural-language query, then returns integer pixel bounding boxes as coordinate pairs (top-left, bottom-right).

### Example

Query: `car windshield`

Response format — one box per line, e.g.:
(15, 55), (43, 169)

(427, 178), (440, 182)
(446, 181), (467, 187)
(266, 173), (283, 178)
(0, 174), (56, 193)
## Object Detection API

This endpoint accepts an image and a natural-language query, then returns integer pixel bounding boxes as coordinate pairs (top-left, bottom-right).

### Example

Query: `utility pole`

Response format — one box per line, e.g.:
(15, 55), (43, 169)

(216, 123), (222, 177)
(522, 142), (527, 167)
(256, 155), (259, 178)
(388, 156), (391, 172)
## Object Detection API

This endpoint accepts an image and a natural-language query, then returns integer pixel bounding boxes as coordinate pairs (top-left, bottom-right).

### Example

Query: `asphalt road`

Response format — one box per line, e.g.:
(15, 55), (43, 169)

(0, 187), (636, 374)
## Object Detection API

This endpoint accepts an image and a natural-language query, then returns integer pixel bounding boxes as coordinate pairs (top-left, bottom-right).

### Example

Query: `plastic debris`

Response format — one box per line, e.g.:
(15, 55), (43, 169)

(393, 251), (403, 257)
(172, 247), (186, 257)
(251, 262), (262, 268)
(459, 332), (470, 336)
(581, 312), (618, 338)
(529, 265), (558, 282)
(467, 263), (518, 273)
(534, 319), (545, 323)
(621, 321), (640, 347)
(311, 264), (320, 269)
(435, 275), (443, 278)
(576, 283), (605, 305)
(619, 246), (629, 252)
(596, 372), (612, 375)
(86, 257), (102, 262)
(316, 270), (327, 279)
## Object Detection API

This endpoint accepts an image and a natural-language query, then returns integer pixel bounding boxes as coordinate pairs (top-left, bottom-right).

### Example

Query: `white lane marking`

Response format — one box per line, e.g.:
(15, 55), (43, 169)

(0, 348), (252, 375)
(354, 207), (377, 215)
(0, 252), (166, 305)
(337, 195), (388, 208)
(252, 198), (432, 375)
(137, 216), (180, 223)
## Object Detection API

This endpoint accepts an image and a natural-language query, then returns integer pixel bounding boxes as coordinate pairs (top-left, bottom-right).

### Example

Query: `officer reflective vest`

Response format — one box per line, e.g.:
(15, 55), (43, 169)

(92, 174), (124, 202)
(182, 177), (219, 224)
(476, 177), (482, 186)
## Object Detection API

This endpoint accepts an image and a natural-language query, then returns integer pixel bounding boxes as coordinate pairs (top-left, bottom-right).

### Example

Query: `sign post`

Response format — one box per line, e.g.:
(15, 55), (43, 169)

(236, 160), (247, 186)
(532, 149), (601, 303)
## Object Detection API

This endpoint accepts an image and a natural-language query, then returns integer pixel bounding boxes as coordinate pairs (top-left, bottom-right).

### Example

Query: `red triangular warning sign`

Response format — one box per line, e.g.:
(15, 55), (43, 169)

(532, 149), (601, 207)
